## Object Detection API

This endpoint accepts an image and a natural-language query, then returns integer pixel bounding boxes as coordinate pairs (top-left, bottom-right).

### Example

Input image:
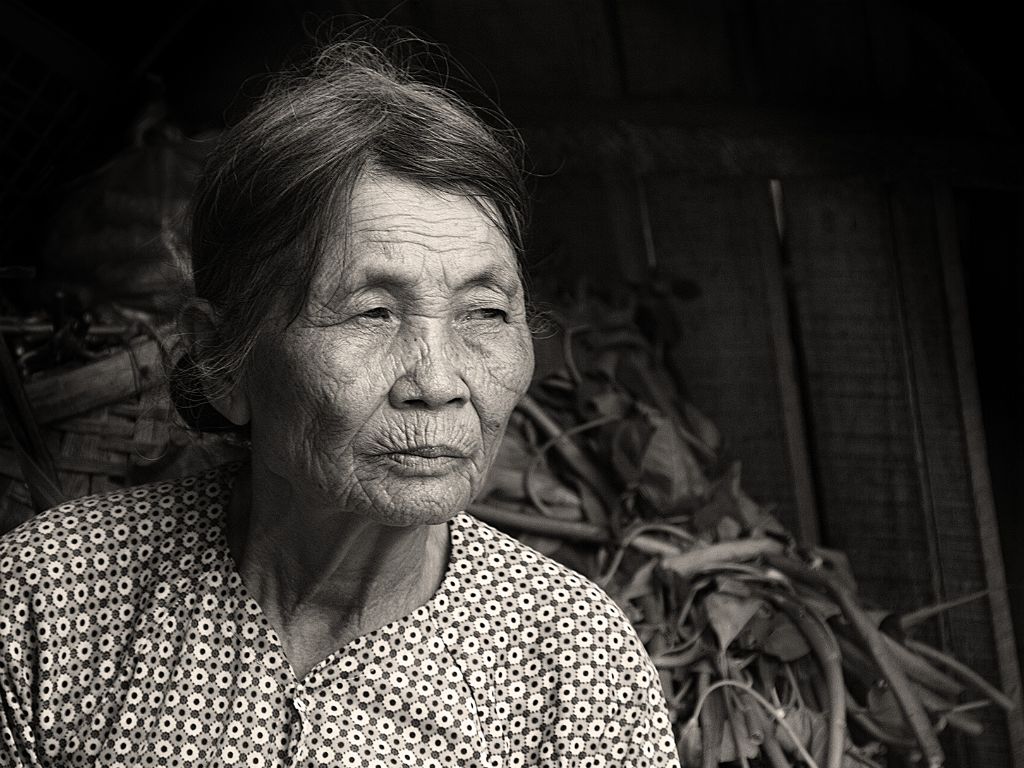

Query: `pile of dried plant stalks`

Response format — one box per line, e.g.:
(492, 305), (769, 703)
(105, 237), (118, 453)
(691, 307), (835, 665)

(468, 288), (1014, 768)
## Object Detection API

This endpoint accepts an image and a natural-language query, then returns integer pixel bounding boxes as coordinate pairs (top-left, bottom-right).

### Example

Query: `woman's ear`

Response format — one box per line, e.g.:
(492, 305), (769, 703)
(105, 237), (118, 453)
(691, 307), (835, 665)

(178, 299), (252, 427)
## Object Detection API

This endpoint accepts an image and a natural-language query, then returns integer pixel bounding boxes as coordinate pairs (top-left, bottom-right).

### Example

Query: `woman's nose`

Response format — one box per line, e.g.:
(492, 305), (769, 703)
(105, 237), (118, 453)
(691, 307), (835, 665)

(388, 331), (470, 410)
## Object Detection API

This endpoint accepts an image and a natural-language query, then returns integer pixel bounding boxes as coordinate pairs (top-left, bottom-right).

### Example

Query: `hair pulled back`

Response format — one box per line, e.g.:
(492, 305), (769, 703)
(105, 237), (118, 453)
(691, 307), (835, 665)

(171, 29), (528, 433)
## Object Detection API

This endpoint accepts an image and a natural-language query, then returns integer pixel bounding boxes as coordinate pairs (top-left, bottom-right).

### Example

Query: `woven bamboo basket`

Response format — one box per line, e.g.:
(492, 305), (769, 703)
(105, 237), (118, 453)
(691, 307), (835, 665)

(0, 330), (247, 535)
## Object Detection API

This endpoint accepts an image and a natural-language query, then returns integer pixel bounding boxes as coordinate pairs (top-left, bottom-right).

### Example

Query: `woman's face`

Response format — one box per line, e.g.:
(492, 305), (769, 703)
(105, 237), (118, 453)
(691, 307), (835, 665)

(240, 172), (534, 526)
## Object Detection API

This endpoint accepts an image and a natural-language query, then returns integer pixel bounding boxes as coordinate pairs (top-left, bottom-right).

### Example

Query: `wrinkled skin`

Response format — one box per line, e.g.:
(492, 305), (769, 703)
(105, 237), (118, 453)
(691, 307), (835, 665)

(239, 171), (535, 528)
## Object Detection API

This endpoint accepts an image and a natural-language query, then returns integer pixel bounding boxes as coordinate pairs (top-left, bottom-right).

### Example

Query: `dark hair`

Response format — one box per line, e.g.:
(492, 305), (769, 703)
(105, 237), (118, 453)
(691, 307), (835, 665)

(171, 31), (528, 433)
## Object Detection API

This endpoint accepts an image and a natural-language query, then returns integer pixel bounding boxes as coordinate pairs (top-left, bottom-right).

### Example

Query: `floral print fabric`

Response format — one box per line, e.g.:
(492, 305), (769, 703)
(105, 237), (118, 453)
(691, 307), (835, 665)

(0, 463), (679, 767)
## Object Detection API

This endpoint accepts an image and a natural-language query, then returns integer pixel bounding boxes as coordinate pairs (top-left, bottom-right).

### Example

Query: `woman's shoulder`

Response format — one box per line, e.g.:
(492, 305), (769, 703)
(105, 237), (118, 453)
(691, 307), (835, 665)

(453, 513), (636, 636)
(452, 514), (671, 724)
(0, 462), (238, 584)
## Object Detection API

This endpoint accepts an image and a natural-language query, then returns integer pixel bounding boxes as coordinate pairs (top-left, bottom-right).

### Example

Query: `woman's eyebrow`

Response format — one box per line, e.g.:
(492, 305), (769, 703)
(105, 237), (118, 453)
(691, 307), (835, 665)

(342, 267), (520, 297)
(456, 268), (521, 297)
(343, 273), (409, 294)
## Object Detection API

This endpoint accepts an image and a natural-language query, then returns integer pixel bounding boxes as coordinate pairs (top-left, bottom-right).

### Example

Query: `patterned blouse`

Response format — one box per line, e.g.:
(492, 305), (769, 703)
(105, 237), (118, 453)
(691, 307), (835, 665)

(0, 462), (680, 767)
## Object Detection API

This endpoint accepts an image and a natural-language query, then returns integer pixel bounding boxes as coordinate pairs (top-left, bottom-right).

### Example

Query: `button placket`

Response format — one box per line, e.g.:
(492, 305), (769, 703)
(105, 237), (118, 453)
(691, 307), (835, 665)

(290, 692), (310, 764)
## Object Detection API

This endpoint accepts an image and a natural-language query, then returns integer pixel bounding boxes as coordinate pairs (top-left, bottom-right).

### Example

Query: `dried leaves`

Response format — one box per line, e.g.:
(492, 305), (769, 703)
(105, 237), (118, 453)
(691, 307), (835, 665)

(470, 289), (1013, 767)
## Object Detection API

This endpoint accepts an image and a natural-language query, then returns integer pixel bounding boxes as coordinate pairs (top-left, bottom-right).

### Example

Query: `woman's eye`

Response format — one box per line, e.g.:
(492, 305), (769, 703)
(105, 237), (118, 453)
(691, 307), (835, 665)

(466, 308), (508, 322)
(360, 307), (393, 321)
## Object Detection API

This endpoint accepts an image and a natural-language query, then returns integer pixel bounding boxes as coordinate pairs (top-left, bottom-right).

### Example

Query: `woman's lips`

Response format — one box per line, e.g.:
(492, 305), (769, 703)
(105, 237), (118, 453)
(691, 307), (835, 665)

(399, 445), (467, 459)
(380, 445), (471, 476)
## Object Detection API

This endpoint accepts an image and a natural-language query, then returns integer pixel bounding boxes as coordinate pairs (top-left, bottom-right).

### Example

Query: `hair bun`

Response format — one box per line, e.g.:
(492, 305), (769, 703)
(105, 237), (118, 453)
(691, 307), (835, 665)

(169, 352), (245, 434)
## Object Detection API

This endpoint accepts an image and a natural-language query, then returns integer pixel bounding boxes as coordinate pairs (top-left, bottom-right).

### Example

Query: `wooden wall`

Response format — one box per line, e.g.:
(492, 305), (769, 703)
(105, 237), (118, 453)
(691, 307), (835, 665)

(519, 160), (1023, 767)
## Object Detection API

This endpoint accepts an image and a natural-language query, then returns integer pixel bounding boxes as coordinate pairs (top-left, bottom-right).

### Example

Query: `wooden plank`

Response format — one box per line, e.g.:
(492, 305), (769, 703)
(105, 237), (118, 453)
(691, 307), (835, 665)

(0, 407), (128, 503)
(933, 183), (1024, 767)
(57, 430), (98, 502)
(782, 176), (937, 614)
(952, 188), (1024, 676)
(0, 338), (162, 443)
(85, 403), (132, 496)
(759, 179), (821, 544)
(889, 180), (1013, 766)
(128, 385), (173, 472)
(52, 414), (136, 438)
(637, 174), (801, 531)
(0, 448), (128, 482)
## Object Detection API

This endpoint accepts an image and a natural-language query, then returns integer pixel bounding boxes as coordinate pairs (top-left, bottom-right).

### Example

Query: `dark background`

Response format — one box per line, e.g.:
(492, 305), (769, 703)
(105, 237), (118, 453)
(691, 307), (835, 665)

(4, 1), (1024, 216)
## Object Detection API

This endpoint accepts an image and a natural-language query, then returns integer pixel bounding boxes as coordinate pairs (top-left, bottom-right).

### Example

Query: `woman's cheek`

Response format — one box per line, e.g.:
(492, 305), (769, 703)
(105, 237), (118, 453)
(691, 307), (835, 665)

(512, 326), (536, 395)
(468, 326), (535, 424)
(266, 333), (389, 445)
(487, 325), (534, 398)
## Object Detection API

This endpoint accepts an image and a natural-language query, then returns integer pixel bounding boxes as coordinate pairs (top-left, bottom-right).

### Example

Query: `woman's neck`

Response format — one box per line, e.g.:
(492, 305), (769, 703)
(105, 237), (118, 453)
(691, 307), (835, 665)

(225, 460), (450, 677)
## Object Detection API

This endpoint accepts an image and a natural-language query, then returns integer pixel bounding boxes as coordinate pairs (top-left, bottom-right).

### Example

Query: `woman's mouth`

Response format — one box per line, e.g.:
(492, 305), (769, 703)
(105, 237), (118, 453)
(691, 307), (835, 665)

(381, 445), (470, 475)
(399, 445), (467, 459)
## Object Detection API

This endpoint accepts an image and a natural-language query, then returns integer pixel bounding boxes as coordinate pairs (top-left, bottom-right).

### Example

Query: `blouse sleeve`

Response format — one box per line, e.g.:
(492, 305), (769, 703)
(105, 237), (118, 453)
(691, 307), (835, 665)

(610, 653), (682, 768)
(0, 687), (42, 768)
(0, 546), (43, 766)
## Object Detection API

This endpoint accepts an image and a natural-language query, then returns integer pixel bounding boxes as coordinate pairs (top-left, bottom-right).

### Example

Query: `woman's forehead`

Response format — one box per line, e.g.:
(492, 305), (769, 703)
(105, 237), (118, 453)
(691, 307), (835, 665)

(348, 174), (507, 247)
(320, 173), (520, 294)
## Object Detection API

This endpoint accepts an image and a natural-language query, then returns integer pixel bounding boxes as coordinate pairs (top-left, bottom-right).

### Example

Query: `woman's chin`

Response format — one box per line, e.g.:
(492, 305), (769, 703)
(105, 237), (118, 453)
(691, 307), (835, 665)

(360, 477), (474, 527)
(369, 504), (464, 528)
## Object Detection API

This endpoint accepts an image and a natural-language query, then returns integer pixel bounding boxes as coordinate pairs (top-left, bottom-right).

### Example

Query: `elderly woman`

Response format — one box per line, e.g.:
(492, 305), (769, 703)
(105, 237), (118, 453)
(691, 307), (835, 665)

(0, 39), (680, 767)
